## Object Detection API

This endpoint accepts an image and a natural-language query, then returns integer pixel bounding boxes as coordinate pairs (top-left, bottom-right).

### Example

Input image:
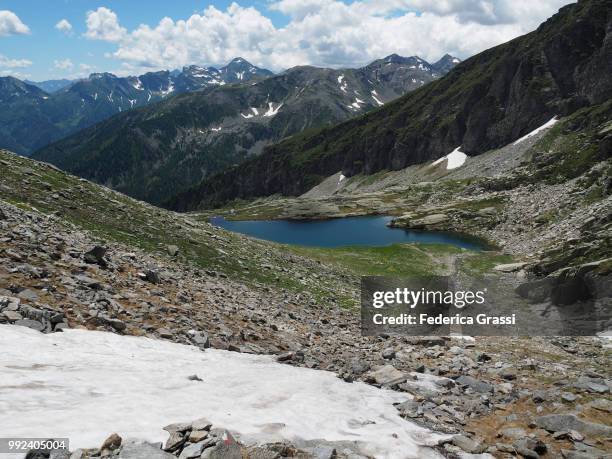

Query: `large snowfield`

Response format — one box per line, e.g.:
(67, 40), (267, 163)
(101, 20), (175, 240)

(0, 326), (446, 458)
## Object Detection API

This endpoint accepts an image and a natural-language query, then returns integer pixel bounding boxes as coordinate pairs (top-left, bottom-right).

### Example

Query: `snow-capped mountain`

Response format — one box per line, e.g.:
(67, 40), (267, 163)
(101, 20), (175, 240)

(0, 58), (274, 155)
(219, 57), (275, 83)
(32, 54), (461, 204)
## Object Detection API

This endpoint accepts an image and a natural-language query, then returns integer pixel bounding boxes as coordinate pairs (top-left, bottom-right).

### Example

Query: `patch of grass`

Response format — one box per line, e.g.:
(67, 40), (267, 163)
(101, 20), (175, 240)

(290, 243), (458, 277)
(460, 252), (514, 275)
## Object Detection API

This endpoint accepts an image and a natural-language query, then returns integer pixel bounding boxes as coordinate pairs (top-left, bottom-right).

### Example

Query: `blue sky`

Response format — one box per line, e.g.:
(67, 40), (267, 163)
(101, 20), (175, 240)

(0, 0), (289, 80)
(0, 0), (572, 81)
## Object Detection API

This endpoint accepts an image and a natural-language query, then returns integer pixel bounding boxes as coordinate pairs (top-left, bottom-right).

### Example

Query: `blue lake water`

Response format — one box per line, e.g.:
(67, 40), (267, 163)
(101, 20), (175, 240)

(210, 215), (486, 250)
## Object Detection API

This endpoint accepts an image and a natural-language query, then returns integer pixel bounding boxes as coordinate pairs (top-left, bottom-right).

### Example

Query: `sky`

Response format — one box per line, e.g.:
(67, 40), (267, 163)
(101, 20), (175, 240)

(0, 0), (574, 81)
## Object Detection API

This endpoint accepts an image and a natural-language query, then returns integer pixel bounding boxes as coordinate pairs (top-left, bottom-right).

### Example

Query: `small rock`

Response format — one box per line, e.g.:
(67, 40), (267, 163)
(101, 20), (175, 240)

(382, 348), (396, 359)
(14, 319), (44, 331)
(188, 430), (209, 443)
(157, 328), (173, 339)
(118, 440), (175, 458)
(536, 414), (612, 436)
(167, 245), (180, 257)
(84, 246), (108, 267)
(588, 398), (612, 412)
(163, 431), (186, 452)
(191, 418), (213, 431)
(201, 430), (240, 459)
(455, 375), (493, 393)
(276, 352), (294, 362)
(365, 365), (406, 385)
(451, 435), (486, 454)
(2, 310), (23, 322)
(144, 270), (161, 284)
(494, 262), (528, 272)
(105, 318), (126, 332)
(100, 433), (122, 456)
(561, 392), (577, 403)
(17, 289), (39, 301)
(178, 442), (205, 459)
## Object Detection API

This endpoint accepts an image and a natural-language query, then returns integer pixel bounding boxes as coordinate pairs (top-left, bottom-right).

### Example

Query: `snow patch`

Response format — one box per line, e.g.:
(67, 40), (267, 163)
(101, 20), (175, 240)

(251, 107), (259, 115)
(211, 127), (222, 132)
(432, 146), (467, 170)
(338, 74), (348, 93)
(338, 173), (346, 185)
(350, 98), (365, 109)
(512, 116), (558, 145)
(160, 83), (175, 97)
(131, 78), (143, 91)
(264, 102), (283, 117)
(371, 90), (384, 106)
(0, 326), (443, 458)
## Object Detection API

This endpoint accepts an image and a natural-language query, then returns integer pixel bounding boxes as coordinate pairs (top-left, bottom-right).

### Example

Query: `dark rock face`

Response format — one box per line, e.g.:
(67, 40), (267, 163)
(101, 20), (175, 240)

(169, 0), (612, 210)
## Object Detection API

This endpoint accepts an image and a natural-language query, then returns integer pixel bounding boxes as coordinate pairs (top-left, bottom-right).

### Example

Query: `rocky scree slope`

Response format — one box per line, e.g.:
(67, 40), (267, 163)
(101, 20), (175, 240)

(168, 0), (612, 210)
(0, 58), (272, 156)
(32, 55), (459, 205)
(1, 150), (611, 458)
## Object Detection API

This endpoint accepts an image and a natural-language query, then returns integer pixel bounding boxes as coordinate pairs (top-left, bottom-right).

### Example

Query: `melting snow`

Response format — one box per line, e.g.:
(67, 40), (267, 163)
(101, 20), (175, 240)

(350, 98), (365, 109)
(0, 326), (444, 458)
(432, 146), (467, 170)
(160, 83), (175, 97)
(251, 107), (259, 115)
(241, 113), (254, 119)
(211, 127), (222, 132)
(264, 102), (283, 117)
(236, 71), (245, 80)
(132, 78), (144, 91)
(371, 90), (384, 106)
(338, 74), (348, 93)
(512, 116), (558, 145)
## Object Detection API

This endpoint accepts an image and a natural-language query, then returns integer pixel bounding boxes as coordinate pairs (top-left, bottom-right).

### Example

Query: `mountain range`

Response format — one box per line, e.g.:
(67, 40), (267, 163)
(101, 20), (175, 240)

(0, 58), (273, 155)
(25, 78), (74, 93)
(32, 54), (459, 204)
(167, 0), (612, 211)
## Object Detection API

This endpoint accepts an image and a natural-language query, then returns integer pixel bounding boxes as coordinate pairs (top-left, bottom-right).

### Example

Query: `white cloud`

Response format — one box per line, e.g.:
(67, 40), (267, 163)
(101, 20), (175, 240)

(0, 10), (30, 36)
(0, 69), (31, 79)
(86, 1), (572, 75)
(0, 54), (32, 68)
(84, 7), (126, 42)
(54, 58), (74, 70)
(55, 19), (73, 35)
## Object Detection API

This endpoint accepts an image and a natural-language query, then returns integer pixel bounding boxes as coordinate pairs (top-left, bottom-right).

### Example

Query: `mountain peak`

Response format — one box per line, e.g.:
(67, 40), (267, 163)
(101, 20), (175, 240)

(89, 72), (119, 80)
(432, 54), (461, 73)
(220, 58), (273, 82)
